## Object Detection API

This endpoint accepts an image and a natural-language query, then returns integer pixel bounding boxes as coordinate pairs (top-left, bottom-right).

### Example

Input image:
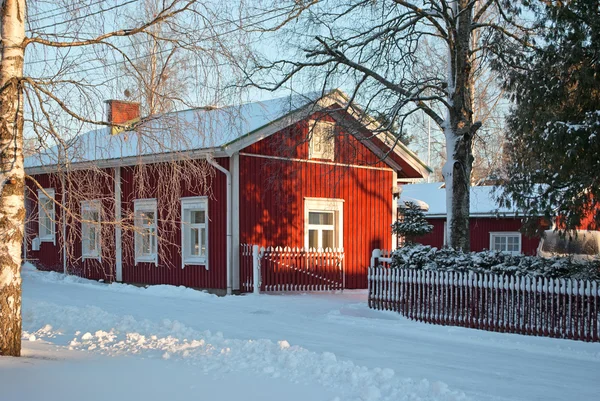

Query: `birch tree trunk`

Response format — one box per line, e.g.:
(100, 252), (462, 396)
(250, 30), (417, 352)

(0, 0), (25, 357)
(442, 0), (478, 251)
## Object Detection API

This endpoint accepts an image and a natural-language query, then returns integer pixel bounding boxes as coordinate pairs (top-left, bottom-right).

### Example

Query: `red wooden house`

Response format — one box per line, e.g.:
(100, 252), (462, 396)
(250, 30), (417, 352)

(398, 182), (543, 254)
(24, 90), (429, 294)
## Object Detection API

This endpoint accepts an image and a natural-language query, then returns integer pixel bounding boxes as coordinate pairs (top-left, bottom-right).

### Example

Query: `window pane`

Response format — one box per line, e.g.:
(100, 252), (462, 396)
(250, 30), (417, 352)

(144, 211), (155, 225)
(89, 227), (96, 252)
(142, 229), (151, 254)
(309, 211), (333, 225)
(190, 228), (199, 256)
(151, 228), (157, 253)
(200, 228), (206, 256)
(308, 229), (318, 248)
(322, 230), (334, 249)
(191, 210), (205, 224)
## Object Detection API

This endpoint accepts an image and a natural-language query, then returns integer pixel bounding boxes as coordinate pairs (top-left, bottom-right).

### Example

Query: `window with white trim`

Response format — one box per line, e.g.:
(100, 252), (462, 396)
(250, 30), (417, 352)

(308, 120), (335, 160)
(38, 188), (55, 243)
(81, 200), (101, 260)
(134, 199), (158, 265)
(304, 198), (343, 250)
(181, 197), (208, 268)
(490, 232), (522, 255)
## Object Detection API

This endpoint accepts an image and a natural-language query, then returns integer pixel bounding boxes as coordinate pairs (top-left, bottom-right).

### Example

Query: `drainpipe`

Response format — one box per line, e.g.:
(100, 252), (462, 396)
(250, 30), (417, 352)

(61, 174), (67, 275)
(206, 155), (232, 295)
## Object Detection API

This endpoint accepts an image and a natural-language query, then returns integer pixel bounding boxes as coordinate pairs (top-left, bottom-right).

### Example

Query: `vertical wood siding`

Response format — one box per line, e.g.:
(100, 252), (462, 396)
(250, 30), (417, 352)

(239, 119), (394, 289)
(27, 159), (229, 290)
(416, 217), (540, 255)
(120, 159), (228, 290)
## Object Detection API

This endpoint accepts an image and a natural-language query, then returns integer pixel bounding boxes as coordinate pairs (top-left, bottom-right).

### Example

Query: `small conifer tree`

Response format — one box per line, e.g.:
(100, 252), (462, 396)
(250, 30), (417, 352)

(393, 201), (433, 245)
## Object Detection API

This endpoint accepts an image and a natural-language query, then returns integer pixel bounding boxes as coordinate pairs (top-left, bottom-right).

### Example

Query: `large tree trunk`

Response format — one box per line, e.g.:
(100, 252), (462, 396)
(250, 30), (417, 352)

(0, 0), (26, 357)
(442, 0), (477, 252)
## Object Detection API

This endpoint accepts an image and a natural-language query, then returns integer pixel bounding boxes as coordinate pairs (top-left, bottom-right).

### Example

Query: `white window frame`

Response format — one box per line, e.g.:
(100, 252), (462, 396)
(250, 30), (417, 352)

(37, 188), (55, 244)
(308, 120), (335, 161)
(181, 196), (209, 269)
(81, 200), (102, 261)
(134, 198), (158, 265)
(304, 197), (344, 250)
(489, 232), (522, 255)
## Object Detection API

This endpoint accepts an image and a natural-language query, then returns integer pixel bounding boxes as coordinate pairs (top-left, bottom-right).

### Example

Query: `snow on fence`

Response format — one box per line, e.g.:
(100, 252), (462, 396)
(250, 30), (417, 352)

(240, 244), (344, 293)
(368, 251), (600, 342)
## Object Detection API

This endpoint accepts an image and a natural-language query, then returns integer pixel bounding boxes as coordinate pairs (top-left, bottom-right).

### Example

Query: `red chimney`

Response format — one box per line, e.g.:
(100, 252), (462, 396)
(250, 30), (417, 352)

(105, 100), (141, 135)
(105, 99), (140, 129)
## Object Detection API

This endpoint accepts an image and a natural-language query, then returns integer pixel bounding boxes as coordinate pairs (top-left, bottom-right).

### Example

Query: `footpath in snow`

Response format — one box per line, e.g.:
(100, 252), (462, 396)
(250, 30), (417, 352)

(1, 264), (600, 401)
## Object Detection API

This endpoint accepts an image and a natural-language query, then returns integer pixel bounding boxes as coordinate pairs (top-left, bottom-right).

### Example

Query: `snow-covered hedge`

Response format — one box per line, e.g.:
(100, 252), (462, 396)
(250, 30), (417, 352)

(390, 245), (600, 280)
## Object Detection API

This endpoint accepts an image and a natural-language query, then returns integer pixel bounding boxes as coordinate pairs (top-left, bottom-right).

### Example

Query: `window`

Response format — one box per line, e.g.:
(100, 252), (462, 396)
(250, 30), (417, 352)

(304, 198), (343, 250)
(38, 188), (55, 243)
(490, 232), (522, 255)
(134, 199), (158, 265)
(81, 200), (102, 260)
(181, 197), (208, 268)
(308, 120), (335, 160)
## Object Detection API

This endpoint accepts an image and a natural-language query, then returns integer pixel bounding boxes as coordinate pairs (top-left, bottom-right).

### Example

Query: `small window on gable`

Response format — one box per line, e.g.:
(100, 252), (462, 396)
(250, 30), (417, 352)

(181, 197), (208, 269)
(134, 199), (158, 265)
(38, 188), (55, 243)
(309, 120), (335, 161)
(490, 232), (522, 255)
(81, 200), (102, 260)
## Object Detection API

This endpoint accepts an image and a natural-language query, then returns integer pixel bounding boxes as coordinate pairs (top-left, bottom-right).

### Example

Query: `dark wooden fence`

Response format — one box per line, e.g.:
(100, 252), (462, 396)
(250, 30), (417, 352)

(368, 266), (600, 342)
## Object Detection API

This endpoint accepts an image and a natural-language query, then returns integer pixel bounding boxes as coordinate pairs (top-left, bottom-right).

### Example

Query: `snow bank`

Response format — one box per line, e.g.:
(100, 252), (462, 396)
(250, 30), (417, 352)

(22, 262), (217, 301)
(22, 299), (469, 401)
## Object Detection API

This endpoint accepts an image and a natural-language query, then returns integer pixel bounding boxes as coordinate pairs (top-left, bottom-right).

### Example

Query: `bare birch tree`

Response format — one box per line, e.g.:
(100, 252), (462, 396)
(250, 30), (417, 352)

(0, 0), (251, 356)
(243, 0), (533, 250)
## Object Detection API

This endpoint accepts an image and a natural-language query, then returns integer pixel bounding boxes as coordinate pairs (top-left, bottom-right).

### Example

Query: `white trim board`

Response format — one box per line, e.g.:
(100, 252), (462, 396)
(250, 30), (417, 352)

(239, 152), (393, 172)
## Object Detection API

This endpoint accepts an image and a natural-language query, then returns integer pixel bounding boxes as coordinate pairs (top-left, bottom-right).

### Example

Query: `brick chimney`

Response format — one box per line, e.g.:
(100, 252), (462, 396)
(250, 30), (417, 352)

(105, 100), (141, 134)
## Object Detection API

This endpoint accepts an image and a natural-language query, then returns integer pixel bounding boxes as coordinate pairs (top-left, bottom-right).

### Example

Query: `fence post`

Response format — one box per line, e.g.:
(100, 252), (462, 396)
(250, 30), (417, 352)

(252, 245), (260, 294)
(371, 248), (381, 268)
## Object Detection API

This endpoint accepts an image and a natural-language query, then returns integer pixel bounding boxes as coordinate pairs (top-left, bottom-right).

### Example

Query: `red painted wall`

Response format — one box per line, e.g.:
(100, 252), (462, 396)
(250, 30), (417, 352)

(27, 159), (229, 290)
(119, 159), (228, 289)
(415, 217), (540, 255)
(239, 120), (395, 289)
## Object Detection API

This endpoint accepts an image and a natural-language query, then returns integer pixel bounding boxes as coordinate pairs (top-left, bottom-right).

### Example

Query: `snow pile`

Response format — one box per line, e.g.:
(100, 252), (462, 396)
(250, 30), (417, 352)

(391, 245), (600, 280)
(22, 262), (217, 301)
(22, 299), (469, 401)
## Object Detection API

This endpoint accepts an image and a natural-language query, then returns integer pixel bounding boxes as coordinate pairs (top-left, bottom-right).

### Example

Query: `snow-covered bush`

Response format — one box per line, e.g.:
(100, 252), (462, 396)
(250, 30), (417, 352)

(390, 244), (600, 280)
(392, 201), (433, 243)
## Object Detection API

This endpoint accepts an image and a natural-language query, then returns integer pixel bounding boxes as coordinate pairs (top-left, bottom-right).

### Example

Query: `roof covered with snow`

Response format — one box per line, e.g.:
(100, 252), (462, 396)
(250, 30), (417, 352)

(25, 92), (320, 169)
(399, 182), (521, 217)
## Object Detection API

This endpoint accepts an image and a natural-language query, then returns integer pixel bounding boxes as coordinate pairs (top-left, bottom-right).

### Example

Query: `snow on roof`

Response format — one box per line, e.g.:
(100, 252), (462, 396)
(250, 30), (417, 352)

(399, 182), (520, 217)
(25, 92), (321, 169)
(398, 196), (430, 211)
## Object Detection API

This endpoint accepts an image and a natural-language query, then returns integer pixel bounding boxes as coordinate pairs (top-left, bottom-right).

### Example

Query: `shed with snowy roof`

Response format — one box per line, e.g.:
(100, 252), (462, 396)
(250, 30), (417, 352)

(397, 182), (545, 255)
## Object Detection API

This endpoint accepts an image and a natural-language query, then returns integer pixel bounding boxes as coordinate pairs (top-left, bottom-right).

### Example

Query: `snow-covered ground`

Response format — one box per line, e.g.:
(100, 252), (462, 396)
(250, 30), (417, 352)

(1, 264), (599, 401)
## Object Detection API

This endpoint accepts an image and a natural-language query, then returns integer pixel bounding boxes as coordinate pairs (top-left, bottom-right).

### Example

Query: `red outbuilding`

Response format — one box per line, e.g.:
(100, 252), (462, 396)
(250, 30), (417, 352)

(24, 90), (430, 294)
(398, 182), (544, 254)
